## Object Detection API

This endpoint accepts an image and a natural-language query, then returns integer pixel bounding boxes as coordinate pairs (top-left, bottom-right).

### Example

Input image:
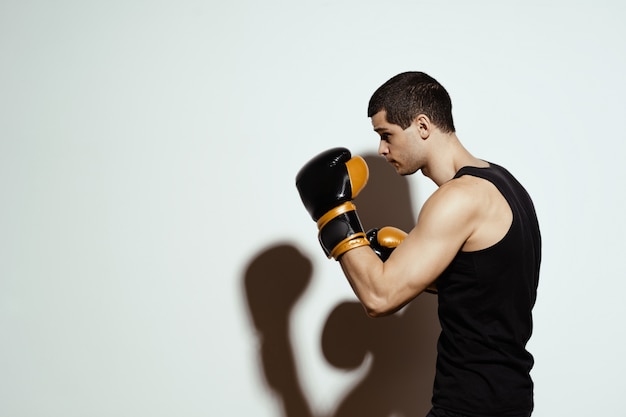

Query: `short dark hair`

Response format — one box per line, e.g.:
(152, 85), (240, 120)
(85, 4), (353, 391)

(367, 71), (455, 133)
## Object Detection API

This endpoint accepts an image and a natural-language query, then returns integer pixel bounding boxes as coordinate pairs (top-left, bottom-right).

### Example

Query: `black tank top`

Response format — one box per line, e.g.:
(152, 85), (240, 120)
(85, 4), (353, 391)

(432, 163), (541, 417)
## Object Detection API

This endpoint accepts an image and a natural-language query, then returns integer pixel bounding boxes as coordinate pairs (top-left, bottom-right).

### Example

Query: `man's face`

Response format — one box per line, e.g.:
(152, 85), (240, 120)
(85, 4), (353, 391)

(371, 110), (423, 176)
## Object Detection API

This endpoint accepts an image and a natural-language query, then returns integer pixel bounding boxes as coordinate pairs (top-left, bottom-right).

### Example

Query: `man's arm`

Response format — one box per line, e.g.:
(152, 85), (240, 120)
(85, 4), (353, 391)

(339, 181), (479, 317)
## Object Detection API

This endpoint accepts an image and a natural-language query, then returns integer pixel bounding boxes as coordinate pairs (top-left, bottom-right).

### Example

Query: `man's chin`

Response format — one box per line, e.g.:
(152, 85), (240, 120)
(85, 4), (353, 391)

(389, 161), (418, 176)
(398, 167), (419, 176)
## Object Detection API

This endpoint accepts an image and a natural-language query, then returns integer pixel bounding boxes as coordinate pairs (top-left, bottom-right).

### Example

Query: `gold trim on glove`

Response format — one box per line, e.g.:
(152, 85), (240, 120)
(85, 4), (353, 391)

(316, 201), (356, 230)
(329, 234), (369, 260)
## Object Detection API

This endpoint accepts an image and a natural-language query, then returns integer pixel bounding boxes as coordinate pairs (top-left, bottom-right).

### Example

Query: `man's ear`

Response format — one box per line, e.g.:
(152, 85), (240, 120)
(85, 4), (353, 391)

(413, 114), (431, 139)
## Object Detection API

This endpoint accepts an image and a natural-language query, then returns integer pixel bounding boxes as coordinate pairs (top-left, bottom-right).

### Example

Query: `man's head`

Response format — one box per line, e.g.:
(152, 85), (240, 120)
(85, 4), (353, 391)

(367, 72), (455, 133)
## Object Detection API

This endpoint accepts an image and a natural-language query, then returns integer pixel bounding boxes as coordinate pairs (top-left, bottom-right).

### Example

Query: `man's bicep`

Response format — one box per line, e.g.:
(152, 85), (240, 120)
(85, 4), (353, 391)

(387, 188), (475, 290)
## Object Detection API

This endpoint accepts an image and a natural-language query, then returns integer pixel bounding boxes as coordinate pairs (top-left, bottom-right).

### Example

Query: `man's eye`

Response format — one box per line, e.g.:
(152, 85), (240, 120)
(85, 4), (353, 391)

(381, 133), (390, 141)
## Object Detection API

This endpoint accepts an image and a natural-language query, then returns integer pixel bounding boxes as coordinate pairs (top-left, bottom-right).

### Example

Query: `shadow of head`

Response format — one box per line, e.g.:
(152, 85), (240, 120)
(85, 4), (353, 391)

(356, 153), (416, 232)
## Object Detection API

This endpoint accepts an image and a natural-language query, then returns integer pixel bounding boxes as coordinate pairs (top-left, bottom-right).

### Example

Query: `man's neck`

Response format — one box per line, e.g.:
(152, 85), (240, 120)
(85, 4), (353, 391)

(422, 134), (487, 186)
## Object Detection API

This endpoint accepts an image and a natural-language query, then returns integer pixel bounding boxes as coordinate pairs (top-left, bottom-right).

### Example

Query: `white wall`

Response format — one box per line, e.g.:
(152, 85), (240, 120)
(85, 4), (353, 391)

(2, 1), (625, 416)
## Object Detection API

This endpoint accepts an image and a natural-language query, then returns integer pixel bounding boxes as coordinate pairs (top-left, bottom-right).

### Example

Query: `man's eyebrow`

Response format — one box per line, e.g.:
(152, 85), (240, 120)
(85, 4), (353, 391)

(374, 127), (389, 133)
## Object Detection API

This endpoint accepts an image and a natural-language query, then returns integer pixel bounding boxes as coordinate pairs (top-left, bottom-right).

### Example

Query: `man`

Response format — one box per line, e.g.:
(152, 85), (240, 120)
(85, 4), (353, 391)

(295, 72), (541, 417)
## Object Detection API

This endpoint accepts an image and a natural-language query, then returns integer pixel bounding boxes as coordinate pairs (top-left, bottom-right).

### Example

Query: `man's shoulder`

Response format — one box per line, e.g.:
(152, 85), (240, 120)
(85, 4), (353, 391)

(424, 175), (501, 222)
(437, 174), (492, 200)
(421, 177), (485, 221)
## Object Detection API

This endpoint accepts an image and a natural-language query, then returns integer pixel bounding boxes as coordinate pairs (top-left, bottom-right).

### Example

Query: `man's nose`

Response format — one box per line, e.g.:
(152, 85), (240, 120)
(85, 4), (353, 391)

(378, 141), (388, 156)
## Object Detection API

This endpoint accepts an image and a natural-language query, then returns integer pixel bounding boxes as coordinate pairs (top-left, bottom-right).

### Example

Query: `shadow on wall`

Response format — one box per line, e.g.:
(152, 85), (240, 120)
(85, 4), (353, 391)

(243, 153), (440, 417)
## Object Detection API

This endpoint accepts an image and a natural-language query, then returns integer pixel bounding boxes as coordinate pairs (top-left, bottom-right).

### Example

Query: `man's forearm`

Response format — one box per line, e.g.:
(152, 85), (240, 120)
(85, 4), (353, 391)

(338, 246), (397, 317)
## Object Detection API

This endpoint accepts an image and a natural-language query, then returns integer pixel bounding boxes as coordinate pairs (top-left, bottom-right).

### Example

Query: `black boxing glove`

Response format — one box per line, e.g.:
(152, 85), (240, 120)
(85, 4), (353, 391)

(296, 147), (370, 260)
(366, 226), (407, 262)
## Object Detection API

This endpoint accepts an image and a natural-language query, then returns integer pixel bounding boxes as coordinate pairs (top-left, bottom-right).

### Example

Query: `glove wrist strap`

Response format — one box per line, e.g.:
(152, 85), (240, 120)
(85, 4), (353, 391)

(318, 205), (369, 260)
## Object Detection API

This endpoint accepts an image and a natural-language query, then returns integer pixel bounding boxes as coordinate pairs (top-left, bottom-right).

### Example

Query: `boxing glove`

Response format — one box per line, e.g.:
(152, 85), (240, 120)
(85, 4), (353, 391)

(366, 226), (438, 294)
(296, 147), (370, 260)
(366, 226), (407, 262)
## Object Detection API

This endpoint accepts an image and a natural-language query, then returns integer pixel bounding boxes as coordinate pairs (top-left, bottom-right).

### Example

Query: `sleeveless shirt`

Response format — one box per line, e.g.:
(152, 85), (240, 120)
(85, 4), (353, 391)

(432, 163), (541, 417)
